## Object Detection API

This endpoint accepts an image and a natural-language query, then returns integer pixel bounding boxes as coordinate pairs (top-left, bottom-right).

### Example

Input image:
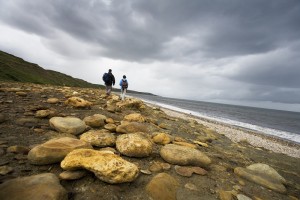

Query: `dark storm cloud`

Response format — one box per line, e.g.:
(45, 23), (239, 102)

(1, 0), (300, 106)
(1, 0), (300, 61)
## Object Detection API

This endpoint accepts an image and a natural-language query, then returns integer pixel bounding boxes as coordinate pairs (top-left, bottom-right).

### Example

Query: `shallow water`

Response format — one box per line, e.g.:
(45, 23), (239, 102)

(129, 93), (300, 144)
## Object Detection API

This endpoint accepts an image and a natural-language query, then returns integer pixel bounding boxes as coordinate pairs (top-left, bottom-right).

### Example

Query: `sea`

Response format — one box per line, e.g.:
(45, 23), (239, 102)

(128, 93), (300, 144)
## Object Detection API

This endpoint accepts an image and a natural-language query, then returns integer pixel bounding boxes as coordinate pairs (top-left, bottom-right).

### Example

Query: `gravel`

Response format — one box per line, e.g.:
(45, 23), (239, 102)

(160, 107), (300, 159)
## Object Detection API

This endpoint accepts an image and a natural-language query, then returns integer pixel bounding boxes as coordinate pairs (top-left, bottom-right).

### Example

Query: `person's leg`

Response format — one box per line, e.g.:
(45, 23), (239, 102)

(120, 88), (123, 99)
(105, 85), (109, 95)
(123, 89), (127, 100)
(107, 85), (112, 95)
(121, 89), (125, 100)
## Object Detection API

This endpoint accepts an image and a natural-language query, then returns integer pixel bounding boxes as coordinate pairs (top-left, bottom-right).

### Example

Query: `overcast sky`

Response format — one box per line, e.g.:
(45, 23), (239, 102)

(1, 0), (300, 112)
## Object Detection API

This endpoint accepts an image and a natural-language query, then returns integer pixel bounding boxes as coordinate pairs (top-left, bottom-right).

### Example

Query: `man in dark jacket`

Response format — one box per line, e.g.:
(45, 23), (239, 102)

(103, 69), (115, 95)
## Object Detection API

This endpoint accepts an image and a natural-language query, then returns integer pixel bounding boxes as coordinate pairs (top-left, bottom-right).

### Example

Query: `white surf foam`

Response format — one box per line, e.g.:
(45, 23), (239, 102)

(143, 99), (300, 144)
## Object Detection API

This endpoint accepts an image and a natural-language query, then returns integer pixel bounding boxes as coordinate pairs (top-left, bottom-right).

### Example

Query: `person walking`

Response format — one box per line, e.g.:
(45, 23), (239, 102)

(119, 75), (128, 100)
(102, 69), (115, 95)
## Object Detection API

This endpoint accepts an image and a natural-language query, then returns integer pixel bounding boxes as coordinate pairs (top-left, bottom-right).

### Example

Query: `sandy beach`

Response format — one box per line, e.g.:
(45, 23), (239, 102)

(148, 104), (300, 159)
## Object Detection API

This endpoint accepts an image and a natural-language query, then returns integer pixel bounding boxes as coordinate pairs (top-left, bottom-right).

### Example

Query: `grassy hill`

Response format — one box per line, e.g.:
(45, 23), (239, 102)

(0, 50), (155, 95)
(0, 50), (102, 88)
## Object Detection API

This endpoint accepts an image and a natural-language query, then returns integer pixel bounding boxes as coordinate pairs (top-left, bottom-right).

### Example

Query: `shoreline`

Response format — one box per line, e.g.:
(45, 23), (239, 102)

(144, 102), (300, 159)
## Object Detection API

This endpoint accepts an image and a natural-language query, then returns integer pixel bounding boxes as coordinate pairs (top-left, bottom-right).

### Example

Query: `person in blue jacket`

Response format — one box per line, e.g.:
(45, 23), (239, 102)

(119, 75), (128, 100)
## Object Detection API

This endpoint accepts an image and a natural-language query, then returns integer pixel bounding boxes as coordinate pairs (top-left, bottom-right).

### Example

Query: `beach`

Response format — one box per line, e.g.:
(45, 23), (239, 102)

(1, 82), (300, 200)
(158, 106), (300, 159)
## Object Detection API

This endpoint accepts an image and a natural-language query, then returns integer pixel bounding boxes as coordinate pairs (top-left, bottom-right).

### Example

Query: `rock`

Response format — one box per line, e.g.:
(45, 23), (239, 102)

(141, 169), (152, 175)
(35, 109), (56, 118)
(149, 162), (164, 172)
(146, 173), (179, 200)
(49, 117), (86, 135)
(116, 122), (148, 134)
(0, 113), (6, 123)
(116, 133), (153, 157)
(116, 98), (144, 109)
(105, 118), (115, 124)
(234, 164), (286, 193)
(149, 162), (171, 172)
(0, 173), (67, 200)
(15, 91), (27, 96)
(80, 130), (116, 147)
(172, 141), (198, 148)
(83, 114), (106, 128)
(160, 144), (211, 167)
(0, 148), (5, 156)
(28, 137), (92, 165)
(0, 166), (13, 175)
(106, 104), (116, 112)
(47, 98), (60, 104)
(59, 170), (87, 180)
(152, 132), (172, 145)
(6, 145), (30, 154)
(184, 183), (198, 191)
(236, 194), (252, 200)
(193, 140), (209, 147)
(104, 123), (117, 132)
(64, 96), (92, 108)
(124, 113), (145, 122)
(15, 117), (40, 127)
(219, 190), (233, 200)
(61, 149), (139, 184)
(158, 122), (169, 129)
(174, 165), (207, 177)
(246, 163), (286, 184)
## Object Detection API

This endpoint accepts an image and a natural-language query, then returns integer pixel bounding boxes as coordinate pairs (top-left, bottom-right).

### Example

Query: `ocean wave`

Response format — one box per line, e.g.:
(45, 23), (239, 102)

(143, 99), (300, 144)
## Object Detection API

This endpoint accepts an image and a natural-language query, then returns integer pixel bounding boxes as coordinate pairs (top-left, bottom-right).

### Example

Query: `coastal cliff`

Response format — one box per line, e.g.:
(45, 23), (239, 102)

(0, 82), (299, 200)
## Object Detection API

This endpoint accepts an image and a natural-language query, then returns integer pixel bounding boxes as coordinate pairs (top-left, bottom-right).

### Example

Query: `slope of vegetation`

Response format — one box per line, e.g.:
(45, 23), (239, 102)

(0, 50), (102, 88)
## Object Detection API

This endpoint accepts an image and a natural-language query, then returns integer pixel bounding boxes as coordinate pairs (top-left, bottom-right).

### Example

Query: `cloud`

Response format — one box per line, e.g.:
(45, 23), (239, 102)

(0, 0), (300, 109)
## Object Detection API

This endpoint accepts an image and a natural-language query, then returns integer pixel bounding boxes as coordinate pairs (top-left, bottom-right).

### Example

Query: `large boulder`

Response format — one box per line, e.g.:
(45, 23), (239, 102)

(160, 144), (211, 167)
(61, 149), (139, 184)
(64, 96), (92, 108)
(123, 113), (145, 123)
(116, 122), (148, 134)
(152, 132), (172, 145)
(49, 117), (86, 135)
(146, 173), (179, 200)
(83, 114), (106, 128)
(0, 173), (67, 200)
(234, 163), (286, 193)
(116, 98), (144, 109)
(80, 130), (116, 147)
(116, 133), (153, 157)
(28, 137), (92, 165)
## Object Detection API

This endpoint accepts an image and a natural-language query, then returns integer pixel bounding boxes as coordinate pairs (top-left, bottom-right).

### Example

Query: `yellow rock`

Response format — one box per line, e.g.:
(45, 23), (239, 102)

(193, 140), (209, 147)
(61, 149), (139, 184)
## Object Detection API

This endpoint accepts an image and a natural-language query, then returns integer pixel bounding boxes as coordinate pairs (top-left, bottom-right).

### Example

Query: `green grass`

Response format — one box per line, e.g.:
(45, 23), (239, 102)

(0, 50), (104, 89)
(0, 50), (155, 95)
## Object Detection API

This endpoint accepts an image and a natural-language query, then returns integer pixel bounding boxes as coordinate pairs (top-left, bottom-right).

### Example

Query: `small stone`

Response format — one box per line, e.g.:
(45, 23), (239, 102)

(233, 185), (242, 191)
(193, 140), (209, 147)
(184, 183), (198, 191)
(149, 162), (163, 172)
(238, 180), (246, 186)
(141, 169), (152, 175)
(47, 98), (59, 104)
(236, 194), (252, 200)
(0, 166), (14, 175)
(16, 92), (27, 96)
(219, 190), (233, 200)
(59, 170), (87, 180)
(7, 145), (30, 154)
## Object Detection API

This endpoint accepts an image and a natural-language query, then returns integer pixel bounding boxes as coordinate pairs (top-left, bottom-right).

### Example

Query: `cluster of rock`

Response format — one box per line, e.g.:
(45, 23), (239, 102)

(0, 83), (297, 200)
